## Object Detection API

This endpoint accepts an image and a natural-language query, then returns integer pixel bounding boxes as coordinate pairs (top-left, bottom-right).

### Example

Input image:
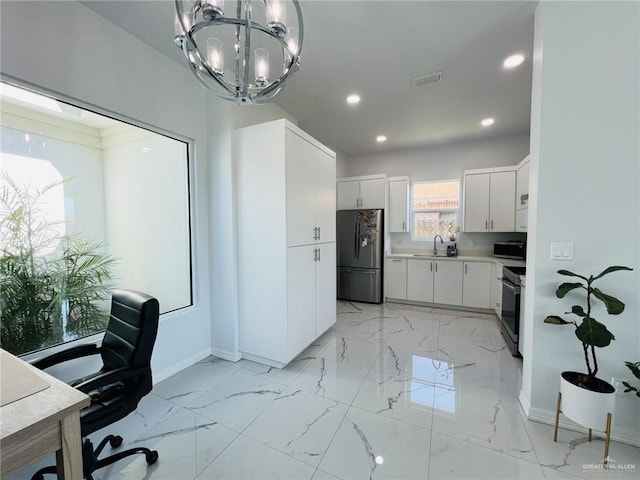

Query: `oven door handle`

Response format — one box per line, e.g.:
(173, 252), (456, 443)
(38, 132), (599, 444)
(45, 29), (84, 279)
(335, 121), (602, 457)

(502, 279), (520, 293)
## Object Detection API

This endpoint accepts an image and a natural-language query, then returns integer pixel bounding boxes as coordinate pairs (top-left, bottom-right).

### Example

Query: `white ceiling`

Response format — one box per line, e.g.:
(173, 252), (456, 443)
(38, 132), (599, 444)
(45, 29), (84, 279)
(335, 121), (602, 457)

(81, 0), (537, 156)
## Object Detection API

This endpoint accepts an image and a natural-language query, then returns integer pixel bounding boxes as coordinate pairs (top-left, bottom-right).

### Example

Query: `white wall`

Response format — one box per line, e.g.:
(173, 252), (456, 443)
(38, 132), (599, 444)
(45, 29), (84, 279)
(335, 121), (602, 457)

(0, 0), (225, 380)
(523, 1), (639, 444)
(344, 133), (529, 180)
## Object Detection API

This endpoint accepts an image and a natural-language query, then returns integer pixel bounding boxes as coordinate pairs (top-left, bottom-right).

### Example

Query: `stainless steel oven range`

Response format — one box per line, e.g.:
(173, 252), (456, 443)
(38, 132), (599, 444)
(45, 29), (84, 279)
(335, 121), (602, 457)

(501, 266), (526, 357)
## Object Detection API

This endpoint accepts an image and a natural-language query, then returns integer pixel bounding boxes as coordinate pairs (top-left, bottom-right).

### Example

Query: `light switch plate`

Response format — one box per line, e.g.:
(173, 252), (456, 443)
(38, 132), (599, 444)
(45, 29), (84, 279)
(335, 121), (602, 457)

(551, 243), (573, 260)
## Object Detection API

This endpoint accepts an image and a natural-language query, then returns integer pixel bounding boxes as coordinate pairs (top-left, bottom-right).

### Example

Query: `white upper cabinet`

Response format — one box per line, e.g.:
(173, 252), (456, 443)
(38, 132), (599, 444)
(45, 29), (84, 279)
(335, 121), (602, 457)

(359, 178), (385, 208)
(389, 176), (409, 232)
(489, 171), (516, 232)
(337, 176), (385, 210)
(286, 129), (336, 246)
(463, 173), (490, 232)
(515, 156), (530, 232)
(463, 168), (516, 232)
(516, 157), (530, 210)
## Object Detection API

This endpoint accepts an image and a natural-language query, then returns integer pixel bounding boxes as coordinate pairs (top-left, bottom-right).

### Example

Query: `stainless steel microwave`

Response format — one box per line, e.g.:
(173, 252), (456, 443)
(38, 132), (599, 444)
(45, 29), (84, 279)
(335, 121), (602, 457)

(494, 241), (526, 260)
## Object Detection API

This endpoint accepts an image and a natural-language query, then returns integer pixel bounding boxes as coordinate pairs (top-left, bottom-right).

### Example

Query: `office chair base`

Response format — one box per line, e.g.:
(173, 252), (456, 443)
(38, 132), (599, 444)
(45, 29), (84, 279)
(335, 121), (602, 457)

(31, 436), (158, 480)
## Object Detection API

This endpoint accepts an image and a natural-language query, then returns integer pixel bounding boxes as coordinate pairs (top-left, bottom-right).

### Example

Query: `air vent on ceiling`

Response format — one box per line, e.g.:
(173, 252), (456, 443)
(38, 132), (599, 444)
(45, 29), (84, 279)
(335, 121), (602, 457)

(410, 71), (443, 87)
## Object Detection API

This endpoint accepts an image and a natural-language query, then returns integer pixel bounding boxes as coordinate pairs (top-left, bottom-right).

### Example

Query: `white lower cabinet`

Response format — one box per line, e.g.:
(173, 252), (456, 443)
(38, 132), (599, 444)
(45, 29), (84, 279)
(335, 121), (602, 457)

(315, 242), (337, 335)
(286, 245), (317, 356)
(286, 242), (336, 361)
(462, 262), (492, 309)
(385, 258), (407, 299)
(407, 259), (434, 302)
(385, 257), (495, 311)
(433, 261), (463, 305)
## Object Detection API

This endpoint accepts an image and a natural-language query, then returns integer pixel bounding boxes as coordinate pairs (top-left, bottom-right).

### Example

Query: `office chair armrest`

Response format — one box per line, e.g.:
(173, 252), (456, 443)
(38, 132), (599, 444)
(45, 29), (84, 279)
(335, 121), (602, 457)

(74, 366), (149, 395)
(32, 343), (101, 370)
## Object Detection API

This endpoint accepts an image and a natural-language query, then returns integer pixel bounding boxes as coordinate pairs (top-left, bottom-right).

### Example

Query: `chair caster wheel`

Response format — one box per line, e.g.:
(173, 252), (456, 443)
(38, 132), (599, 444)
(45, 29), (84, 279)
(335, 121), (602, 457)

(110, 436), (123, 448)
(146, 451), (159, 465)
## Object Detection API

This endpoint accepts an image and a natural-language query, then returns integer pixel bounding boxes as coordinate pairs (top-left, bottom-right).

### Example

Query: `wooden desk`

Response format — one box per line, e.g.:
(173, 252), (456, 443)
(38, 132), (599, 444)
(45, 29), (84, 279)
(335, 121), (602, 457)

(0, 349), (90, 479)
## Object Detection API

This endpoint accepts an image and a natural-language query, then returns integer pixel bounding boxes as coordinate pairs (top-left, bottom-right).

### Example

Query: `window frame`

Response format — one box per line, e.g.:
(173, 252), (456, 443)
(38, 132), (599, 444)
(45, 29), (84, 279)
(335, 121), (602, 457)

(0, 78), (196, 357)
(410, 179), (461, 242)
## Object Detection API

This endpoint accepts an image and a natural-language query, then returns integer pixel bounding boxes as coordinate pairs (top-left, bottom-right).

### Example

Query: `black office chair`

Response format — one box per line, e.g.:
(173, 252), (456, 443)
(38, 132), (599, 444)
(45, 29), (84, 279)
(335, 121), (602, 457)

(31, 290), (160, 480)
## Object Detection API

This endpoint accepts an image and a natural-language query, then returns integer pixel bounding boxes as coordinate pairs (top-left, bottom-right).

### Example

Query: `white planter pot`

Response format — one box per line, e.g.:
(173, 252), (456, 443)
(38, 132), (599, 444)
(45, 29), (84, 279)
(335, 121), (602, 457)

(560, 371), (615, 431)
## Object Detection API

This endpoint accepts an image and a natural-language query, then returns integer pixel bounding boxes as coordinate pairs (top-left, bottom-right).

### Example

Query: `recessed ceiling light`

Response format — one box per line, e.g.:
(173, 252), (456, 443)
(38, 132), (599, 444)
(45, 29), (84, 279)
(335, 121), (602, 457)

(503, 53), (525, 69)
(376, 135), (387, 143)
(346, 93), (361, 105)
(481, 118), (495, 127)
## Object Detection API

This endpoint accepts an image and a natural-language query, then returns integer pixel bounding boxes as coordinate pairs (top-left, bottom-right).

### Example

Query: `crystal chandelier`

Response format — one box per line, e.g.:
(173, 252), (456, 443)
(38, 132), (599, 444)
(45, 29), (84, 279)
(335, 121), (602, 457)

(174, 0), (303, 104)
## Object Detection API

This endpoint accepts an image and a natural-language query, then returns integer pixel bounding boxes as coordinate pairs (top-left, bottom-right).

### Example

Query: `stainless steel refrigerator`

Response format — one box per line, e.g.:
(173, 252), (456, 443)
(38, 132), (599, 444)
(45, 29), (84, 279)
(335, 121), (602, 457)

(337, 209), (384, 304)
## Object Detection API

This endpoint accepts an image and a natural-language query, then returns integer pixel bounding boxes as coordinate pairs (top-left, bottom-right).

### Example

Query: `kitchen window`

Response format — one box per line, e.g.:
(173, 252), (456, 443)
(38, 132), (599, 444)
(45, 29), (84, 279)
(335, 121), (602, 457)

(411, 180), (460, 241)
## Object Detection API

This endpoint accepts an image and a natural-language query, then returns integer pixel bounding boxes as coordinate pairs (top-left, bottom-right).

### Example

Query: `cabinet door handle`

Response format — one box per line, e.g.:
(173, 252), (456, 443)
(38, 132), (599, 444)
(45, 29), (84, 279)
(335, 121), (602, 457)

(392, 259), (402, 262)
(435, 263), (438, 273)
(491, 220), (494, 230)
(465, 264), (468, 274)
(485, 220), (488, 231)
(313, 248), (319, 261)
(318, 248), (321, 262)
(318, 226), (321, 240)
(430, 263), (433, 272)
(402, 221), (405, 231)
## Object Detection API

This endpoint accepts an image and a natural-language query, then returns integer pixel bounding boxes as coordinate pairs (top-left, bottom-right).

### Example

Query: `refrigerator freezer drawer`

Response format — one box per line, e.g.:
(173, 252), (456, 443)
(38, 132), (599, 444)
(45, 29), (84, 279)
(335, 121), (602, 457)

(337, 267), (382, 304)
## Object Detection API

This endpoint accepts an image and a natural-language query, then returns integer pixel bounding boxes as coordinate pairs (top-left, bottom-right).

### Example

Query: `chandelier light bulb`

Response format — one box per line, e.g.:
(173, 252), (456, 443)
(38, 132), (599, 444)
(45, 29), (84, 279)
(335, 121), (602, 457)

(174, 12), (192, 46)
(202, 0), (224, 20)
(255, 48), (270, 85)
(481, 117), (495, 127)
(207, 38), (224, 75)
(267, 0), (287, 37)
(287, 27), (299, 56)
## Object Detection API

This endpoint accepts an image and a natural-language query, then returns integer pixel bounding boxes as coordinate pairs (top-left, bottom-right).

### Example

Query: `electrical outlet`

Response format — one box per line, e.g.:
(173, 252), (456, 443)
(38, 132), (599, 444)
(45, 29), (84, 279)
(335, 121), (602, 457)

(611, 377), (627, 394)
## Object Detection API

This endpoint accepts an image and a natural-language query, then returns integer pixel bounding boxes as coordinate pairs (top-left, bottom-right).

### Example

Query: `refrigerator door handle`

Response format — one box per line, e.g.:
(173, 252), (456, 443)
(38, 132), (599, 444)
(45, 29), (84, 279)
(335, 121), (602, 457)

(354, 221), (360, 259)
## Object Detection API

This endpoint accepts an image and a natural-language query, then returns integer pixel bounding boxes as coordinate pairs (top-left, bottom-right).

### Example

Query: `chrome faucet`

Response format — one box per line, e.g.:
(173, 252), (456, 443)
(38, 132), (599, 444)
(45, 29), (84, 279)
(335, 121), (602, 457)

(433, 235), (444, 256)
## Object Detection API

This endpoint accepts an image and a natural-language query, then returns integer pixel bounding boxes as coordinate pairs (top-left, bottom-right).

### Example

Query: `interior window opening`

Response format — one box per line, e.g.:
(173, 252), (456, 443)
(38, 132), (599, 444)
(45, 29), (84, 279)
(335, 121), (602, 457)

(0, 81), (193, 356)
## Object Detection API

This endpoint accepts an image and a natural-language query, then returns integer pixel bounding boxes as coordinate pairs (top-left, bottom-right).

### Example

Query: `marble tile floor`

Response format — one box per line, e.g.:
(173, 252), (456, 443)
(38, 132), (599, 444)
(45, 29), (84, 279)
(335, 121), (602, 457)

(12, 301), (639, 480)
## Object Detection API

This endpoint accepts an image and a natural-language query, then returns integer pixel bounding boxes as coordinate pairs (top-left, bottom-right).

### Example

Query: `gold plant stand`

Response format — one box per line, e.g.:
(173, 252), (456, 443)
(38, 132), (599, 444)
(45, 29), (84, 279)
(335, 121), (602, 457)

(553, 392), (613, 467)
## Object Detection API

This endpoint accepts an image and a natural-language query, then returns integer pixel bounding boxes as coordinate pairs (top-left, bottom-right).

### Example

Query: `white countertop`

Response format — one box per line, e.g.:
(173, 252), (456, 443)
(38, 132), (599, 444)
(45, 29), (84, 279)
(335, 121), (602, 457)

(386, 252), (526, 268)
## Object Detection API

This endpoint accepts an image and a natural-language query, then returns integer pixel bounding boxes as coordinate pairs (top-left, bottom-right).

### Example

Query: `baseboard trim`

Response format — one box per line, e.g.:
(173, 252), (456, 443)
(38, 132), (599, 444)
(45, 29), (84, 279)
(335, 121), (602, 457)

(385, 298), (494, 315)
(518, 390), (531, 416)
(240, 352), (285, 369)
(526, 405), (640, 447)
(211, 347), (242, 363)
(153, 348), (211, 384)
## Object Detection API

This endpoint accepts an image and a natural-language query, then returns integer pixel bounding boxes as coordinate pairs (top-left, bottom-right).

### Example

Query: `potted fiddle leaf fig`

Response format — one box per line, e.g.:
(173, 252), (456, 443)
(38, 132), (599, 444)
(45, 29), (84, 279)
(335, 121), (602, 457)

(544, 266), (633, 436)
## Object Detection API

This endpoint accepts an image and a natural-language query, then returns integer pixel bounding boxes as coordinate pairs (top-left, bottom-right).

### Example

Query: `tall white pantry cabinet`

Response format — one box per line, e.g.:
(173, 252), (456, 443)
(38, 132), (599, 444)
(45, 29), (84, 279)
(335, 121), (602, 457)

(235, 119), (337, 367)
